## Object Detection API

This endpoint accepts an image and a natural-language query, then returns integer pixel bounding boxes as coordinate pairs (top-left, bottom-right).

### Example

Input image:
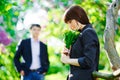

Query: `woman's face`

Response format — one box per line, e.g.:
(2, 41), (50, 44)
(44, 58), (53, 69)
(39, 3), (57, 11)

(67, 19), (79, 31)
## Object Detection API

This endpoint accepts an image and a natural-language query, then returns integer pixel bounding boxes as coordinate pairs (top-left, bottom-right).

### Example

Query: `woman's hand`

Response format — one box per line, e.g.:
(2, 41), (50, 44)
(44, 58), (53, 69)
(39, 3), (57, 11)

(61, 47), (80, 66)
(62, 47), (70, 56)
(61, 48), (70, 64)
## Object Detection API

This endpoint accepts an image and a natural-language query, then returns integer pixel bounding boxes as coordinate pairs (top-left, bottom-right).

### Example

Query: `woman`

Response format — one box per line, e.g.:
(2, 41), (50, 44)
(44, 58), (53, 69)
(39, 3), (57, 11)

(61, 5), (100, 80)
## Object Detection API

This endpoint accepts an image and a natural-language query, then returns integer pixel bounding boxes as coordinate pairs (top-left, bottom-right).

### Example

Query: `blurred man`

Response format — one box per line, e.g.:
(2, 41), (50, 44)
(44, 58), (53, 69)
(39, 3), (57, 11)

(14, 24), (49, 80)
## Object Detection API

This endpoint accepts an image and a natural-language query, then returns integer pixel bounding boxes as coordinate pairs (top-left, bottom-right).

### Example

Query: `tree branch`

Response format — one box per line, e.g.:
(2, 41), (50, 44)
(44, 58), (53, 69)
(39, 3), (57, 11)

(93, 69), (120, 79)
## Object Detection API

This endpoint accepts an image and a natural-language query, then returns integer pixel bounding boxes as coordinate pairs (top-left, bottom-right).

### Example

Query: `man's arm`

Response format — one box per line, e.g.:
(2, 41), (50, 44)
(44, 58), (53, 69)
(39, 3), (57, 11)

(44, 44), (50, 72)
(14, 40), (24, 73)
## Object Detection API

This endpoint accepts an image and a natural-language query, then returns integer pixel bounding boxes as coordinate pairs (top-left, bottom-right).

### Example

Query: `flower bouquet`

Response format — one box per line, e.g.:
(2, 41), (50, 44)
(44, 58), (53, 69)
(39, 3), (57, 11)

(63, 30), (80, 49)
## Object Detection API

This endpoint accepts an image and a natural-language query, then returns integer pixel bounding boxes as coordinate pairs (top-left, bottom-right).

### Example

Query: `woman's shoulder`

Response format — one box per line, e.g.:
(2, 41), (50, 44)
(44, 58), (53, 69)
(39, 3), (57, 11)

(81, 27), (98, 41)
(80, 28), (95, 37)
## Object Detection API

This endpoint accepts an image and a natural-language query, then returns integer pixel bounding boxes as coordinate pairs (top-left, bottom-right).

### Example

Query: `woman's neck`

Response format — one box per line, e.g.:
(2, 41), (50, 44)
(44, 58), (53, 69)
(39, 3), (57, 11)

(79, 24), (86, 30)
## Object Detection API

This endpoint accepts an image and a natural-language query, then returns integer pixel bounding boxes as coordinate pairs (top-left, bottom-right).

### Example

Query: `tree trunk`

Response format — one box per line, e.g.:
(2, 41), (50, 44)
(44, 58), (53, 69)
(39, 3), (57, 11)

(93, 0), (120, 79)
(104, 0), (120, 71)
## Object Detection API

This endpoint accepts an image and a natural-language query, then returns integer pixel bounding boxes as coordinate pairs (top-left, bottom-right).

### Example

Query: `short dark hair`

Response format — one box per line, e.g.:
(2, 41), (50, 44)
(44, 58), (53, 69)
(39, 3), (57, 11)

(30, 24), (41, 29)
(64, 5), (90, 24)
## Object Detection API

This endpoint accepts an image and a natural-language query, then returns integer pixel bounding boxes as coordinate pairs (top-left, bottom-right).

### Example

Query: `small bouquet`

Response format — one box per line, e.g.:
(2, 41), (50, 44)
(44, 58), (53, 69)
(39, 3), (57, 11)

(63, 30), (80, 49)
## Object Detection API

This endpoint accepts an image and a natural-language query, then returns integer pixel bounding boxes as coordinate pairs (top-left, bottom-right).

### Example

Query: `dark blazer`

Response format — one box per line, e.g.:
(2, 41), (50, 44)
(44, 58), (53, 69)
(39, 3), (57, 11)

(14, 38), (50, 75)
(69, 24), (100, 80)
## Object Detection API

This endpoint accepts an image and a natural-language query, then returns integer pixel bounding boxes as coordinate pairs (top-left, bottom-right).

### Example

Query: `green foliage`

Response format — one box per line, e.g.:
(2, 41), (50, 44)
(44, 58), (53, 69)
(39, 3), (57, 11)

(0, 43), (19, 80)
(0, 0), (11, 15)
(0, 53), (19, 80)
(0, 0), (18, 15)
(63, 30), (80, 49)
(46, 46), (69, 79)
(0, 0), (19, 38)
(117, 16), (120, 25)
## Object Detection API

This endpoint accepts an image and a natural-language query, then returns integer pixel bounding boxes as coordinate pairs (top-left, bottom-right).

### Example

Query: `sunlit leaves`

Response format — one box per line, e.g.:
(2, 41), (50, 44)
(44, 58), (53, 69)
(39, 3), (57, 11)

(117, 16), (120, 25)
(5, 4), (12, 11)
(94, 0), (100, 3)
(0, 0), (13, 15)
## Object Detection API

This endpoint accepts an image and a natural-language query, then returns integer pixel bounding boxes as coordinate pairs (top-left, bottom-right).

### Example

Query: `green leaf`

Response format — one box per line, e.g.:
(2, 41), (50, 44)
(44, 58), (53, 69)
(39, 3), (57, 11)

(117, 16), (120, 25)
(63, 30), (80, 49)
(5, 4), (12, 11)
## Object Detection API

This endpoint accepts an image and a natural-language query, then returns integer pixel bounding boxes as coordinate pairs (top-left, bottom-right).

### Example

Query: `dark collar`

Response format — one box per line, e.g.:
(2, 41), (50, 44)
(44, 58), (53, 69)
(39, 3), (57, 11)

(79, 24), (92, 32)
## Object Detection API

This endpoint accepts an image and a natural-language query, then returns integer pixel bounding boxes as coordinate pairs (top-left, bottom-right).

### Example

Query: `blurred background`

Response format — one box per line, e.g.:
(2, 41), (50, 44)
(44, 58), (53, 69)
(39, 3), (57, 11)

(0, 0), (120, 80)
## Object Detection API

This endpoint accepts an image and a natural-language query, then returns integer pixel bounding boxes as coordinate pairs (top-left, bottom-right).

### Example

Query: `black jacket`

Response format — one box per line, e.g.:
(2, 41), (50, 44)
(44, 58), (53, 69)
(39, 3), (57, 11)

(69, 24), (100, 80)
(14, 38), (50, 75)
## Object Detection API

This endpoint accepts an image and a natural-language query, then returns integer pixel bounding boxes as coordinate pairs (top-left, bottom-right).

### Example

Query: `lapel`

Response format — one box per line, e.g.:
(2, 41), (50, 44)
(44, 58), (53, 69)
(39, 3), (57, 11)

(40, 41), (42, 57)
(40, 41), (45, 59)
(28, 38), (32, 56)
(26, 38), (32, 67)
